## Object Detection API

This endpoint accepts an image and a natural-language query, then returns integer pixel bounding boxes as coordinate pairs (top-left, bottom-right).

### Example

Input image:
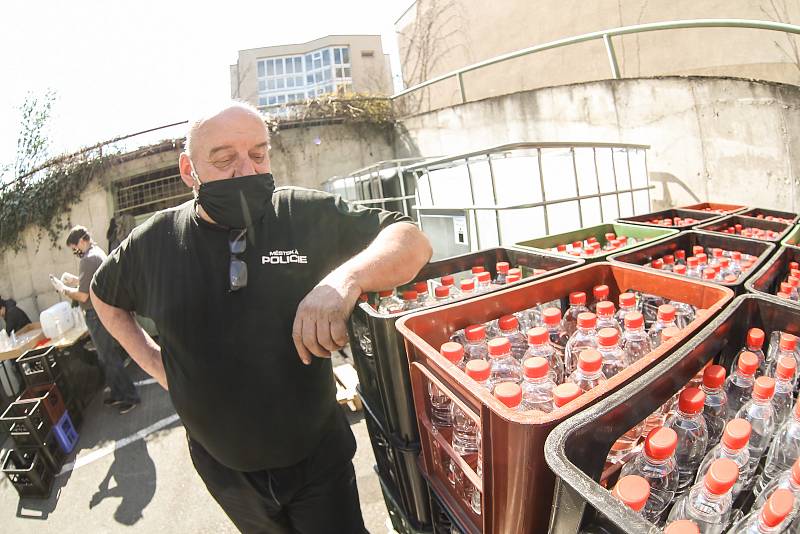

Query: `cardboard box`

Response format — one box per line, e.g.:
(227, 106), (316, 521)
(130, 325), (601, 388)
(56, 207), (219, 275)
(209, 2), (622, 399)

(0, 322), (44, 362)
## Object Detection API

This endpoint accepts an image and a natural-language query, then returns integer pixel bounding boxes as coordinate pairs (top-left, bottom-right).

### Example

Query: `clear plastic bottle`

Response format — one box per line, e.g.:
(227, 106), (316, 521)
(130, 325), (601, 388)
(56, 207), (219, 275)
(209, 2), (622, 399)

(616, 292), (639, 330)
(729, 251), (743, 277)
(709, 248), (724, 268)
(451, 360), (490, 455)
(542, 307), (569, 366)
(736, 328), (766, 376)
(463, 324), (489, 363)
(766, 333), (799, 378)
(674, 264), (688, 277)
(553, 382), (583, 408)
(728, 488), (795, 534)
(564, 312), (598, 375)
(487, 337), (522, 389)
(663, 254), (676, 272)
(665, 387), (709, 493)
(494, 382), (523, 411)
(597, 327), (625, 379)
(459, 278), (476, 297)
(766, 331), (798, 371)
(686, 256), (702, 279)
(429, 342), (465, 429)
(695, 418), (752, 500)
(431, 285), (452, 304)
(649, 304), (678, 348)
(666, 457), (739, 534)
(610, 475), (650, 515)
(724, 351), (759, 421)
(400, 290), (422, 311)
(521, 357), (556, 413)
(376, 289), (404, 314)
(672, 300), (697, 330)
(702, 268), (717, 282)
(675, 249), (687, 266)
(754, 458), (800, 521)
(414, 281), (430, 306)
(497, 315), (528, 361)
(701, 365), (728, 452)
(494, 261), (510, 285)
(620, 426), (679, 523)
(736, 376), (777, 478)
(440, 274), (460, 298)
(568, 349), (607, 392)
(596, 300), (622, 336)
(755, 400), (800, 495)
(620, 311), (653, 367)
(523, 326), (564, 383)
(716, 258), (733, 281)
(590, 284), (610, 313)
(652, 258), (665, 270)
(770, 356), (796, 428)
(562, 291), (590, 337)
(475, 271), (494, 293)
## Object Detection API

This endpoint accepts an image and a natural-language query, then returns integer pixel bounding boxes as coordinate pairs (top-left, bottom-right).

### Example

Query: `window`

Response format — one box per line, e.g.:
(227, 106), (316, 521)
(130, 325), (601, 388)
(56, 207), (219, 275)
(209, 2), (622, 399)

(257, 46), (352, 108)
(322, 49), (330, 66)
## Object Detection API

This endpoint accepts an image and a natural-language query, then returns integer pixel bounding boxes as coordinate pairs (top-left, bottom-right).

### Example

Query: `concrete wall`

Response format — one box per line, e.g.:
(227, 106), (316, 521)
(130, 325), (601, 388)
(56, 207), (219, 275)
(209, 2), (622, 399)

(395, 0), (800, 113)
(395, 76), (800, 213)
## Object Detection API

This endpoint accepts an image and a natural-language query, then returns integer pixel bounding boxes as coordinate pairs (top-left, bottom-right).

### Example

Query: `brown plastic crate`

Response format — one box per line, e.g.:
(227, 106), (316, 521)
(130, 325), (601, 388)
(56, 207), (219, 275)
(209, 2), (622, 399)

(396, 262), (733, 534)
(616, 208), (721, 229)
(18, 383), (66, 425)
(678, 202), (746, 214)
(695, 214), (792, 242)
(738, 207), (799, 225)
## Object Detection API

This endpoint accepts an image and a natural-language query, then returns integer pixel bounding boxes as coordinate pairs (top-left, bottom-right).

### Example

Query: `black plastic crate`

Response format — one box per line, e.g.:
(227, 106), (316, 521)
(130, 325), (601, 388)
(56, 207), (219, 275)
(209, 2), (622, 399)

(348, 247), (582, 442)
(746, 246), (800, 305)
(617, 208), (722, 229)
(2, 449), (54, 499)
(16, 346), (62, 387)
(544, 294), (800, 534)
(695, 214), (792, 243)
(379, 476), (434, 534)
(429, 488), (467, 534)
(18, 429), (65, 474)
(608, 230), (775, 295)
(1, 398), (53, 448)
(738, 207), (799, 225)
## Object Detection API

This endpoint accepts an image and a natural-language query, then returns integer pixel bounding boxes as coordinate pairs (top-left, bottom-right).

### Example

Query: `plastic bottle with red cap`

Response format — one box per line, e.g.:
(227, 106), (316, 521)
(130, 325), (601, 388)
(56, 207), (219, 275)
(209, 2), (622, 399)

(666, 457), (740, 532)
(729, 488), (796, 534)
(520, 357), (556, 413)
(376, 289), (404, 314)
(428, 342), (465, 429)
(619, 426), (679, 523)
(589, 285), (610, 313)
(649, 304), (678, 348)
(400, 290), (423, 311)
(596, 300), (622, 336)
(431, 284), (453, 304)
(695, 418), (752, 499)
(496, 314), (528, 361)
(663, 520), (700, 534)
(568, 349), (607, 392)
(700, 365), (729, 451)
(734, 328), (766, 376)
(494, 382), (523, 411)
(542, 307), (569, 365)
(562, 291), (590, 337)
(486, 337), (522, 389)
(685, 256), (702, 279)
(620, 311), (653, 367)
(439, 274), (461, 298)
(451, 360), (490, 455)
(770, 356), (797, 428)
(766, 332), (799, 379)
(494, 261), (510, 285)
(463, 324), (489, 363)
(736, 376), (777, 477)
(672, 299), (697, 330)
(475, 271), (495, 293)
(459, 278), (476, 297)
(724, 351), (760, 421)
(756, 396), (800, 496)
(611, 475), (651, 514)
(665, 387), (710, 492)
(715, 258), (734, 282)
(413, 281), (430, 307)
(615, 292), (639, 330)
(597, 327), (625, 379)
(752, 458), (800, 529)
(675, 249), (687, 266)
(729, 251), (744, 277)
(552, 382), (583, 408)
(564, 312), (599, 375)
(523, 326), (564, 383)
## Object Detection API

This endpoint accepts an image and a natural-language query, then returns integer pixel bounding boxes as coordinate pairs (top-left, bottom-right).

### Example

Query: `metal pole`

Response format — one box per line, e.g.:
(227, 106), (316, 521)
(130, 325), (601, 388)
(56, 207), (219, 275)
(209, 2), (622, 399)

(592, 148), (605, 222)
(603, 34), (621, 79)
(396, 163), (409, 218)
(571, 148), (584, 228)
(643, 149), (652, 212)
(537, 148), (551, 236)
(610, 148), (622, 217)
(457, 72), (467, 104)
(465, 159), (481, 250)
(487, 156), (503, 246)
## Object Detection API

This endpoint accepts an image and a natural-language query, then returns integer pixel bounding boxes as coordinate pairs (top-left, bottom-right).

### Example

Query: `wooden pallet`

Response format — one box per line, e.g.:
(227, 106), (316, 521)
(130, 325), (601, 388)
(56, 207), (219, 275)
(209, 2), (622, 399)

(333, 363), (362, 412)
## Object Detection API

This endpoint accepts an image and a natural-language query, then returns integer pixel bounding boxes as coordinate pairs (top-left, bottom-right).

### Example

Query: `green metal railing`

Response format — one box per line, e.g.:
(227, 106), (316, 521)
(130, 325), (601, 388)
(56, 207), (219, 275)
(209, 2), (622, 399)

(391, 18), (800, 105)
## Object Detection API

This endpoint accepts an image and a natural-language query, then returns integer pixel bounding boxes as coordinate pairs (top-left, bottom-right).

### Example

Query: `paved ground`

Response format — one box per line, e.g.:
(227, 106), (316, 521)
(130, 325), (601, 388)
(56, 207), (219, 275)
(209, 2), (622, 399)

(0, 361), (391, 533)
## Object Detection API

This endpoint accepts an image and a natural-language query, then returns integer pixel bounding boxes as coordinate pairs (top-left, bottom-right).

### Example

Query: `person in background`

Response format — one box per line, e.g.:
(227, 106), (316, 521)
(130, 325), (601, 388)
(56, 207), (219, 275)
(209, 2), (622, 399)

(0, 297), (31, 335)
(52, 226), (140, 414)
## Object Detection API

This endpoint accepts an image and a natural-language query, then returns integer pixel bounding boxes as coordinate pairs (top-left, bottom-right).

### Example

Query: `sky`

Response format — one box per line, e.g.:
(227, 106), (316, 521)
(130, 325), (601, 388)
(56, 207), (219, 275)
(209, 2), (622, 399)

(0, 0), (414, 172)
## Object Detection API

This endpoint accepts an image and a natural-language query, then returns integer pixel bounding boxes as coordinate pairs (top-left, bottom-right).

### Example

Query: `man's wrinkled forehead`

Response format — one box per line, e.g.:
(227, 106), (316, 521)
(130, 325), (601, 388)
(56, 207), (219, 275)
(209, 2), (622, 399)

(194, 108), (269, 159)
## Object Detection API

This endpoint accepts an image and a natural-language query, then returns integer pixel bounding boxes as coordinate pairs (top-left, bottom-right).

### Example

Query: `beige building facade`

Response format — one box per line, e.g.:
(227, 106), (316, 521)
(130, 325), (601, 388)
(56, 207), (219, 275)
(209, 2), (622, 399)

(395, 0), (800, 113)
(230, 34), (393, 109)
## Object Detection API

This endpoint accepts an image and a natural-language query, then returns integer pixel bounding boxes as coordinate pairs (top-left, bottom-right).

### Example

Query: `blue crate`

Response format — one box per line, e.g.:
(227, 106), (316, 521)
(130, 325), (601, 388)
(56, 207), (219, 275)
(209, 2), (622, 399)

(53, 411), (78, 454)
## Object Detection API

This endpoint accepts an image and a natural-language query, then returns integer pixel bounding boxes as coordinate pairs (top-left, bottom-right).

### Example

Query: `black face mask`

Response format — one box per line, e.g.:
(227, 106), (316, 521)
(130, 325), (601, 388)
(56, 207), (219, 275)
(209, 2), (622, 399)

(195, 173), (275, 229)
(73, 249), (84, 258)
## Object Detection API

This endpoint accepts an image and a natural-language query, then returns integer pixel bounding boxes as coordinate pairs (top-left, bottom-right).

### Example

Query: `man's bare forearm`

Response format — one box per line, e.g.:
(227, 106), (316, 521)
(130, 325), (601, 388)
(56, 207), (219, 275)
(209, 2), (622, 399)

(90, 287), (168, 390)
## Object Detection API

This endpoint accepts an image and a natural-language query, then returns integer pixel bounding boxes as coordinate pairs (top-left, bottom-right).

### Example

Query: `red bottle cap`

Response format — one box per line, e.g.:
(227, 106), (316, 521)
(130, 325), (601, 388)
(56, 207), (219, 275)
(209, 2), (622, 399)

(792, 268), (800, 279)
(692, 245), (705, 256)
(465, 359), (490, 381)
(471, 266), (485, 274)
(624, 311), (644, 329)
(465, 324), (486, 342)
(780, 333), (797, 351)
(703, 458), (739, 495)
(577, 312), (597, 329)
(697, 253), (708, 264)
(781, 282), (793, 295)
(722, 274), (736, 283)
(687, 256), (699, 268)
(593, 285), (610, 301)
(661, 327), (681, 343)
(731, 251), (742, 261)
(675, 250), (686, 260)
(440, 342), (464, 364)
(703, 365), (726, 389)
(441, 275), (455, 287)
(435, 286), (450, 298)
(702, 268), (716, 280)
(542, 307), (561, 326)
(658, 304), (676, 322)
(587, 237), (598, 244)
(553, 383), (582, 407)
(402, 290), (418, 301)
(790, 276), (800, 288)
(664, 520), (700, 534)
(527, 327), (549, 345)
(777, 356), (796, 380)
(652, 258), (664, 269)
(498, 315), (519, 332)
(508, 267), (522, 277)
(619, 292), (636, 308)
(496, 261), (510, 274)
(494, 382), (522, 408)
(572, 241), (583, 249)
(674, 265), (687, 275)
(605, 233), (616, 241)
(569, 291), (587, 306)
(712, 248), (723, 258)
(577, 349), (602, 373)
(523, 356), (549, 379)
(644, 426), (678, 460)
(506, 274), (521, 283)
(461, 279), (476, 291)
(596, 301), (615, 317)
(487, 337), (511, 357)
(611, 475), (650, 512)
(737, 351), (759, 375)
(678, 387), (705, 414)
(413, 282), (427, 294)
(664, 254), (675, 265)
(791, 261), (800, 271)
(761, 489), (795, 527)
(477, 272), (491, 283)
(557, 244), (568, 252)
(753, 376), (775, 400)
(597, 328), (619, 347)
(378, 289), (394, 298)
(721, 418), (751, 450)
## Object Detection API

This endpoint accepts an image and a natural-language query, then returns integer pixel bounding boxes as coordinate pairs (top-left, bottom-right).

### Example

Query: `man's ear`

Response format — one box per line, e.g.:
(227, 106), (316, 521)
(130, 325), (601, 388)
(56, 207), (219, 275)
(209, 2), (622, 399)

(179, 153), (196, 190)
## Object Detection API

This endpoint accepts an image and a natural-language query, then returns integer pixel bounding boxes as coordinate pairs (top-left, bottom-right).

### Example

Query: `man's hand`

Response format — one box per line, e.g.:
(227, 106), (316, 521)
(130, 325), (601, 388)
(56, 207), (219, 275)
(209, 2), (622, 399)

(61, 272), (79, 288)
(49, 274), (67, 294)
(292, 270), (361, 365)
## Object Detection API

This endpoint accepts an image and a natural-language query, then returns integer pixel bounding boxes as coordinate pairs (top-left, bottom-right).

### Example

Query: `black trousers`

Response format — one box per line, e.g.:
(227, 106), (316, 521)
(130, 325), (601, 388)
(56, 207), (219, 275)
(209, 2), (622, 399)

(188, 408), (367, 534)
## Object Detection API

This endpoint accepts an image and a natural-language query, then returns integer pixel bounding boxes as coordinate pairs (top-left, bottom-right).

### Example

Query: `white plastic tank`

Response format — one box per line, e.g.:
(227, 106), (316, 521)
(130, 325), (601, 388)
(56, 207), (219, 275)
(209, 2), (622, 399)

(40, 302), (76, 339)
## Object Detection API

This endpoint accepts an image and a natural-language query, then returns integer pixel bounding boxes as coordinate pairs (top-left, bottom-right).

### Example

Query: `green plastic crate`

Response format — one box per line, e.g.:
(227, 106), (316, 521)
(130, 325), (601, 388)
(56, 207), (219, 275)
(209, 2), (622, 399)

(513, 223), (678, 262)
(781, 224), (800, 248)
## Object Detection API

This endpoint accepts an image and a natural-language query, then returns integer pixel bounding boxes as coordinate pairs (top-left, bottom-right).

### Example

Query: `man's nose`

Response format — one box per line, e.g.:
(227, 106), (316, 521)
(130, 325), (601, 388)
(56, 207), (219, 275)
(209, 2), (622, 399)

(234, 157), (257, 177)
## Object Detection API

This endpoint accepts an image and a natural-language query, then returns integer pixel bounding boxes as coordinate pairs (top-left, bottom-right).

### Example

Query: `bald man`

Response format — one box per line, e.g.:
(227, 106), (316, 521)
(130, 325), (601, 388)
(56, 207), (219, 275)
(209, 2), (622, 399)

(90, 101), (431, 534)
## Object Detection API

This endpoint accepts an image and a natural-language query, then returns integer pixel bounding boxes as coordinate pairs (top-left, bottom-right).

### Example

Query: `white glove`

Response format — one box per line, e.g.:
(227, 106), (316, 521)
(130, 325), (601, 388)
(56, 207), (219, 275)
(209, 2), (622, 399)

(60, 272), (79, 287)
(49, 274), (67, 294)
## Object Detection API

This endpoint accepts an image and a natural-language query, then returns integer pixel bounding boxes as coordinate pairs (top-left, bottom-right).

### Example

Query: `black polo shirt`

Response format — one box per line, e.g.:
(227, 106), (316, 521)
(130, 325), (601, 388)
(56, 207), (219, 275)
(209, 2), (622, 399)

(91, 187), (410, 471)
